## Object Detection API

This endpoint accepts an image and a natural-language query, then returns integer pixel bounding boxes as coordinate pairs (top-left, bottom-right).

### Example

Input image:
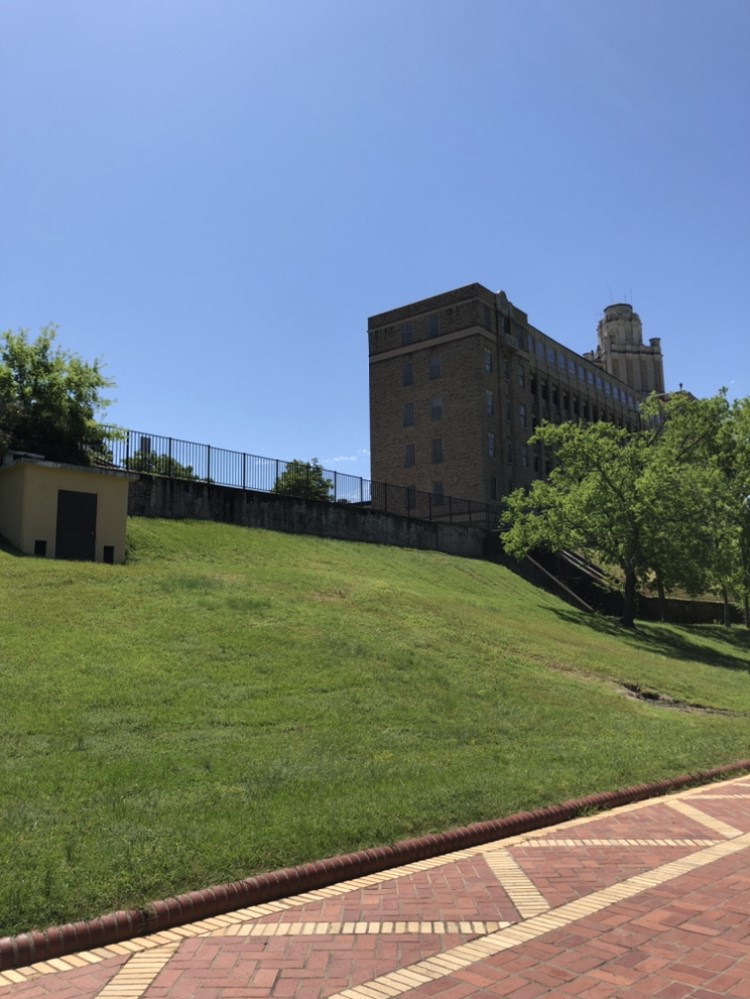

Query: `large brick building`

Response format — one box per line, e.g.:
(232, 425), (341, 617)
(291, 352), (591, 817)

(368, 284), (664, 508)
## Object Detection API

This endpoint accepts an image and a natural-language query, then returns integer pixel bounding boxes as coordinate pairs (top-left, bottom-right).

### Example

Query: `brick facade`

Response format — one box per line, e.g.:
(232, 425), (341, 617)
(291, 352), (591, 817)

(369, 284), (663, 506)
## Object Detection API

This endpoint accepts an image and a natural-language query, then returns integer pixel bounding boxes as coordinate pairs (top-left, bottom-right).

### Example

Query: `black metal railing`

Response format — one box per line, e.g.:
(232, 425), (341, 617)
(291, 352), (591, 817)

(97, 426), (502, 529)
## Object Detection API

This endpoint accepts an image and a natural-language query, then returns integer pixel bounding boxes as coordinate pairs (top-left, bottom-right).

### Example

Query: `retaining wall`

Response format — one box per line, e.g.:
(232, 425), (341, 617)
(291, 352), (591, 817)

(127, 475), (502, 561)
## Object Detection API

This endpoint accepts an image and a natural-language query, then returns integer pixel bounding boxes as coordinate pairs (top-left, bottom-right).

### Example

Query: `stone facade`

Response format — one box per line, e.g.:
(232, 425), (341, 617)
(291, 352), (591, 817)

(584, 303), (664, 394)
(368, 284), (663, 506)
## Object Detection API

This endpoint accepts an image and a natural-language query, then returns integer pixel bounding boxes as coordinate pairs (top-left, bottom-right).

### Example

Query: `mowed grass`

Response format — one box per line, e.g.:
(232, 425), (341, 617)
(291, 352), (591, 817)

(1, 518), (749, 936)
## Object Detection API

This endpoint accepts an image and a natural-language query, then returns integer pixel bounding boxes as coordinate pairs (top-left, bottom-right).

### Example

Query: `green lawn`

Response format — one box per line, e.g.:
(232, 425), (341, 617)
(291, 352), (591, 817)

(1, 517), (749, 936)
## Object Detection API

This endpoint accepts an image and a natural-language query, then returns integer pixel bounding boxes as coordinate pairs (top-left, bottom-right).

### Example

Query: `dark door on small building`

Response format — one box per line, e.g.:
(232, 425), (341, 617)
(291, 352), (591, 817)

(56, 490), (97, 561)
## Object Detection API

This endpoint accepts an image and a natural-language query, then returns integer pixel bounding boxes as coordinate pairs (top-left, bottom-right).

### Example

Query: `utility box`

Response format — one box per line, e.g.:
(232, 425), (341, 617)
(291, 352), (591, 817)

(0, 454), (135, 563)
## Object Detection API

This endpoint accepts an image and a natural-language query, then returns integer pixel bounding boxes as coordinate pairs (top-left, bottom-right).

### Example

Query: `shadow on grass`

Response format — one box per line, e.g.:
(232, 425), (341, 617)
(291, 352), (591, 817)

(549, 606), (750, 674)
(0, 535), (28, 557)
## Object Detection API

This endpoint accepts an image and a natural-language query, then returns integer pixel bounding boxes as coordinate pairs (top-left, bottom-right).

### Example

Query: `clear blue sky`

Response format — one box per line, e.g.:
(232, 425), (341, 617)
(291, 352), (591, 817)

(2, 0), (748, 477)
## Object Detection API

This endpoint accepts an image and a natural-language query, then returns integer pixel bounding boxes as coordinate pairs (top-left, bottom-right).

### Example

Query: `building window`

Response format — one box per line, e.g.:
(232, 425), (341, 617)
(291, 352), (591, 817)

(404, 443), (415, 468)
(578, 364), (585, 381)
(431, 396), (442, 421)
(488, 432), (496, 457)
(536, 341), (544, 359)
(568, 359), (576, 376)
(587, 371), (594, 386)
(432, 481), (445, 505)
(403, 402), (414, 426)
(483, 304), (491, 328)
(596, 375), (603, 391)
(402, 361), (413, 386)
(428, 314), (440, 338)
(429, 354), (441, 379)
(521, 445), (529, 468)
(486, 389), (494, 415)
(518, 366), (525, 388)
(558, 353), (565, 371)
(604, 381), (611, 396)
(484, 349), (493, 373)
(547, 347), (556, 365)
(519, 402), (527, 428)
(505, 398), (512, 420)
(504, 358), (511, 381)
(526, 334), (534, 353)
(401, 322), (413, 346)
(432, 438), (443, 463)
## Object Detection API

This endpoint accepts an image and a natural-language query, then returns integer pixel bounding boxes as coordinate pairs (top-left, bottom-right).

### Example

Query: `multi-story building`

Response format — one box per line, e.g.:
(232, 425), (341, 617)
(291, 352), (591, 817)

(368, 283), (664, 508)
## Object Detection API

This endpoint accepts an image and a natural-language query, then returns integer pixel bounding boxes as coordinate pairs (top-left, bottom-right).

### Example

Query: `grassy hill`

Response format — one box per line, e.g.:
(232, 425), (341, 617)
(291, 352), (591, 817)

(1, 518), (749, 936)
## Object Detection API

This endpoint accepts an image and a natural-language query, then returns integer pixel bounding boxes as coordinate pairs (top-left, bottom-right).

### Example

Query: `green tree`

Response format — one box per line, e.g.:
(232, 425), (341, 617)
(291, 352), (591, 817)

(272, 458), (333, 501)
(500, 393), (733, 628)
(711, 396), (750, 626)
(0, 325), (113, 465)
(638, 392), (730, 615)
(126, 450), (196, 479)
(501, 421), (649, 627)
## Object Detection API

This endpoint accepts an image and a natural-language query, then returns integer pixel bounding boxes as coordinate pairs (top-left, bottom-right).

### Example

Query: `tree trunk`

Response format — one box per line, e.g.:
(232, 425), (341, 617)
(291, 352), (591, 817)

(722, 587), (732, 628)
(656, 575), (667, 622)
(744, 592), (749, 630)
(621, 566), (637, 628)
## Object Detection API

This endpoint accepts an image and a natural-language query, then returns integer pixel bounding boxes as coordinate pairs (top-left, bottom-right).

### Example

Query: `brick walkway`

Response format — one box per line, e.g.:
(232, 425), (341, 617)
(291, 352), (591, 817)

(2, 776), (749, 998)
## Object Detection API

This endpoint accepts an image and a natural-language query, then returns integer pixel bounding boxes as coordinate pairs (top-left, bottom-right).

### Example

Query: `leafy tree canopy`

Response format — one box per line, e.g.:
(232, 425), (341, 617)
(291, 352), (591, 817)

(0, 325), (113, 465)
(501, 392), (744, 627)
(272, 458), (333, 501)
(126, 450), (196, 479)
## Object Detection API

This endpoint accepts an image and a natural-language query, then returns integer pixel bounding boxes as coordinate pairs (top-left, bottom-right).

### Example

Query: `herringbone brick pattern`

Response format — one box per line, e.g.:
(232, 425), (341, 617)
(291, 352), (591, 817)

(2, 777), (749, 998)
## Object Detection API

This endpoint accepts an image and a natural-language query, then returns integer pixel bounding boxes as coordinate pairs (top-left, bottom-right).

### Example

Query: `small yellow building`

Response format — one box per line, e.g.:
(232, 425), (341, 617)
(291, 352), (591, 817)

(0, 454), (134, 563)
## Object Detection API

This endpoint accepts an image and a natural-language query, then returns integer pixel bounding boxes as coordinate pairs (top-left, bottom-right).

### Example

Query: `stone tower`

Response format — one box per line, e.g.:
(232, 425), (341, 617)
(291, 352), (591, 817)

(584, 304), (664, 395)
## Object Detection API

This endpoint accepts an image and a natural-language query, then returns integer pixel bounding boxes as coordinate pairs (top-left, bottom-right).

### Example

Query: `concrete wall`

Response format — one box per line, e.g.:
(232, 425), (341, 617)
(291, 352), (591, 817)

(127, 475), (501, 561)
(0, 460), (133, 562)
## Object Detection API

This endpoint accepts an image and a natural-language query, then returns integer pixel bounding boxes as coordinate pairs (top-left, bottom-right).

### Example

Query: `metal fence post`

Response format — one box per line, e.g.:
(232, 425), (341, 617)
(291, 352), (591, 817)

(242, 453), (247, 491)
(206, 445), (211, 483)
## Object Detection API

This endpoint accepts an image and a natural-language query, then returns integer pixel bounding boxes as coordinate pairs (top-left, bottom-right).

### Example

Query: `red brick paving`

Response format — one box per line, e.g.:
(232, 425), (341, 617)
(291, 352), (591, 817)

(1, 777), (749, 998)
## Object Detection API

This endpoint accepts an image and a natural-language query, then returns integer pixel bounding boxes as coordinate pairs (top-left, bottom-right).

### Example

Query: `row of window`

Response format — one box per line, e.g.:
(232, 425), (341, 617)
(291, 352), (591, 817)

(404, 439), (443, 467)
(405, 391), (628, 439)
(401, 314), (441, 346)
(507, 351), (637, 409)
(406, 433), (518, 466)
(403, 348), (634, 414)
(402, 355), (442, 385)
(403, 398), (443, 425)
(403, 391), (497, 426)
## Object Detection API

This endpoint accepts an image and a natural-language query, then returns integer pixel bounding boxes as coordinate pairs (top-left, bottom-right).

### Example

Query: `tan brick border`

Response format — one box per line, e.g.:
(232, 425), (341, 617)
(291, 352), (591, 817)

(2, 759), (749, 972)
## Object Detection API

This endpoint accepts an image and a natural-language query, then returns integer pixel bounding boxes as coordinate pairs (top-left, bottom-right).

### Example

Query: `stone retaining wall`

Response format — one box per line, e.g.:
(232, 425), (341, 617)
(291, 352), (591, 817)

(127, 475), (502, 561)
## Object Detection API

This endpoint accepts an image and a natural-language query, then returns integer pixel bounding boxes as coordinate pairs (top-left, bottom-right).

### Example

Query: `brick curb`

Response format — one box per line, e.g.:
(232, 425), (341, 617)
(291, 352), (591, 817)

(2, 759), (749, 972)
